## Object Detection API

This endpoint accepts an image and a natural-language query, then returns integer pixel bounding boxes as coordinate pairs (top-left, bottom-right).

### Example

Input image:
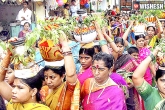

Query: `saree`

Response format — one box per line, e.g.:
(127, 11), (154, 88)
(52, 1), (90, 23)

(154, 99), (165, 110)
(138, 47), (152, 85)
(114, 54), (138, 72)
(136, 80), (162, 110)
(81, 78), (127, 110)
(114, 54), (138, 110)
(77, 67), (93, 86)
(149, 35), (159, 48)
(7, 100), (50, 110)
(40, 81), (80, 110)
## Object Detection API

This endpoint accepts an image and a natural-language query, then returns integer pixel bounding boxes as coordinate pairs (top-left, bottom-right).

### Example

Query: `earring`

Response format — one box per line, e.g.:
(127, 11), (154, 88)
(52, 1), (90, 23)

(32, 95), (34, 99)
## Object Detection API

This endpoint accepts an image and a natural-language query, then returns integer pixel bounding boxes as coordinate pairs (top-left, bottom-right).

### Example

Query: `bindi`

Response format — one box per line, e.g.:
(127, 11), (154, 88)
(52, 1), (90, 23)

(96, 65), (99, 69)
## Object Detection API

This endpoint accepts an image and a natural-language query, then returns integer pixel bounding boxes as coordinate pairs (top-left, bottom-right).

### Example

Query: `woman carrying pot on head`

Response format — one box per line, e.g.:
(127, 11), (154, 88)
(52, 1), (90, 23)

(0, 49), (50, 110)
(132, 47), (165, 110)
(146, 20), (163, 48)
(40, 31), (80, 110)
(77, 22), (127, 89)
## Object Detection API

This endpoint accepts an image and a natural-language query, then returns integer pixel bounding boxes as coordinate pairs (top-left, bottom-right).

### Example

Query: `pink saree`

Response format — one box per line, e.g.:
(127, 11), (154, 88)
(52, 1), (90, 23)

(138, 47), (152, 85)
(81, 78), (127, 110)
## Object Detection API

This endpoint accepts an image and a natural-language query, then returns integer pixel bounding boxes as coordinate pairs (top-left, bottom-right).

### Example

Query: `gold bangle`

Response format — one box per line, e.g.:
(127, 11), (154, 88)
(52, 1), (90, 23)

(108, 38), (113, 43)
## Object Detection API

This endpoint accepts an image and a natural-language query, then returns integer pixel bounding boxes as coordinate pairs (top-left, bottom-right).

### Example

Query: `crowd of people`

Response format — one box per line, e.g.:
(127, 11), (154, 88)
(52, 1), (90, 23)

(0, 1), (165, 110)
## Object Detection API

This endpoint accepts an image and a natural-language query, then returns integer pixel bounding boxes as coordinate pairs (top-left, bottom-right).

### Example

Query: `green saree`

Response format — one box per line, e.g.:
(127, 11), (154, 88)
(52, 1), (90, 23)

(136, 80), (163, 110)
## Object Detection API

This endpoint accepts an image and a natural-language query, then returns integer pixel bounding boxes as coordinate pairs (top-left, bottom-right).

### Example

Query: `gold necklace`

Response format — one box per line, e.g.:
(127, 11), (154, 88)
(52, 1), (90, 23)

(94, 78), (109, 87)
(87, 78), (109, 104)
(159, 92), (165, 99)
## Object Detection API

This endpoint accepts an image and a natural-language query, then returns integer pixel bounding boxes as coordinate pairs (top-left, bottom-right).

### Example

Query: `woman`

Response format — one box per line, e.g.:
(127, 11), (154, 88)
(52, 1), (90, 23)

(78, 47), (95, 85)
(40, 32), (80, 110)
(0, 50), (50, 110)
(77, 22), (127, 87)
(18, 22), (31, 38)
(147, 20), (163, 48)
(81, 52), (127, 110)
(110, 17), (120, 38)
(132, 47), (165, 110)
(113, 37), (138, 72)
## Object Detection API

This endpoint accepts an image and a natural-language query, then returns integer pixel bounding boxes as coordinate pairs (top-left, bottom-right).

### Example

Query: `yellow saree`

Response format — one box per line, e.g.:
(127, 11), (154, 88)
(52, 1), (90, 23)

(42, 81), (80, 110)
(7, 100), (50, 110)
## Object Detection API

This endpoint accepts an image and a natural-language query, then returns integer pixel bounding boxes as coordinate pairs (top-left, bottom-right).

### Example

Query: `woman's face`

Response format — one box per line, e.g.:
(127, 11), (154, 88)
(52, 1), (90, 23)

(79, 54), (93, 70)
(157, 74), (165, 96)
(147, 27), (155, 38)
(116, 42), (124, 56)
(24, 23), (30, 31)
(136, 38), (145, 48)
(12, 78), (33, 103)
(5, 68), (15, 85)
(44, 69), (64, 89)
(92, 60), (111, 84)
(161, 21), (165, 27)
(144, 36), (150, 46)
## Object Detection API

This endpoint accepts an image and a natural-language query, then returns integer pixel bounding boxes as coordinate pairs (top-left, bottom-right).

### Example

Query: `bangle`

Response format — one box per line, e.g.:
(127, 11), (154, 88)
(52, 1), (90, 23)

(99, 40), (107, 46)
(62, 51), (72, 56)
(149, 53), (155, 62)
(108, 38), (113, 43)
(0, 65), (8, 71)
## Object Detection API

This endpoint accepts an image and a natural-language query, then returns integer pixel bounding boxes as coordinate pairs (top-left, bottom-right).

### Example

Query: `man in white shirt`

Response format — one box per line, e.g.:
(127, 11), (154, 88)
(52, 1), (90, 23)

(16, 1), (32, 30)
(70, 0), (79, 17)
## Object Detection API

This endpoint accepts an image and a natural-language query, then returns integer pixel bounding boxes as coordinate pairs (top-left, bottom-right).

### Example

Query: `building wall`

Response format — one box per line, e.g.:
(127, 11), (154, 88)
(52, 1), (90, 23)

(35, 2), (45, 21)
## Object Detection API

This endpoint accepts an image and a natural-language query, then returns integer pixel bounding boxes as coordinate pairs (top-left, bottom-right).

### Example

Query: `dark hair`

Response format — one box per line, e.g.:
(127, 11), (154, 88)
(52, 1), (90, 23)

(19, 70), (45, 102)
(9, 64), (14, 70)
(155, 69), (165, 81)
(135, 34), (145, 41)
(94, 45), (101, 53)
(0, 96), (6, 110)
(79, 47), (95, 58)
(127, 47), (139, 54)
(23, 1), (28, 5)
(114, 37), (125, 46)
(71, 0), (76, 2)
(64, 4), (69, 8)
(147, 26), (156, 31)
(24, 22), (30, 27)
(43, 66), (65, 77)
(92, 52), (114, 69)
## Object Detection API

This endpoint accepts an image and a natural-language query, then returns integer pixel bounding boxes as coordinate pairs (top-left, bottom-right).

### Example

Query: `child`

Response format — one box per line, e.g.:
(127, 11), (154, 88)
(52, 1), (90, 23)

(127, 47), (139, 61)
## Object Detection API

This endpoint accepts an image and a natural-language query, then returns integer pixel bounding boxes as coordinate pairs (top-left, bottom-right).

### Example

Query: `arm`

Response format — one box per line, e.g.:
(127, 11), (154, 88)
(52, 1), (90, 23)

(149, 62), (156, 76)
(122, 21), (134, 46)
(59, 31), (77, 84)
(132, 48), (160, 87)
(102, 27), (119, 53)
(95, 22), (109, 54)
(0, 50), (12, 101)
(156, 17), (163, 38)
